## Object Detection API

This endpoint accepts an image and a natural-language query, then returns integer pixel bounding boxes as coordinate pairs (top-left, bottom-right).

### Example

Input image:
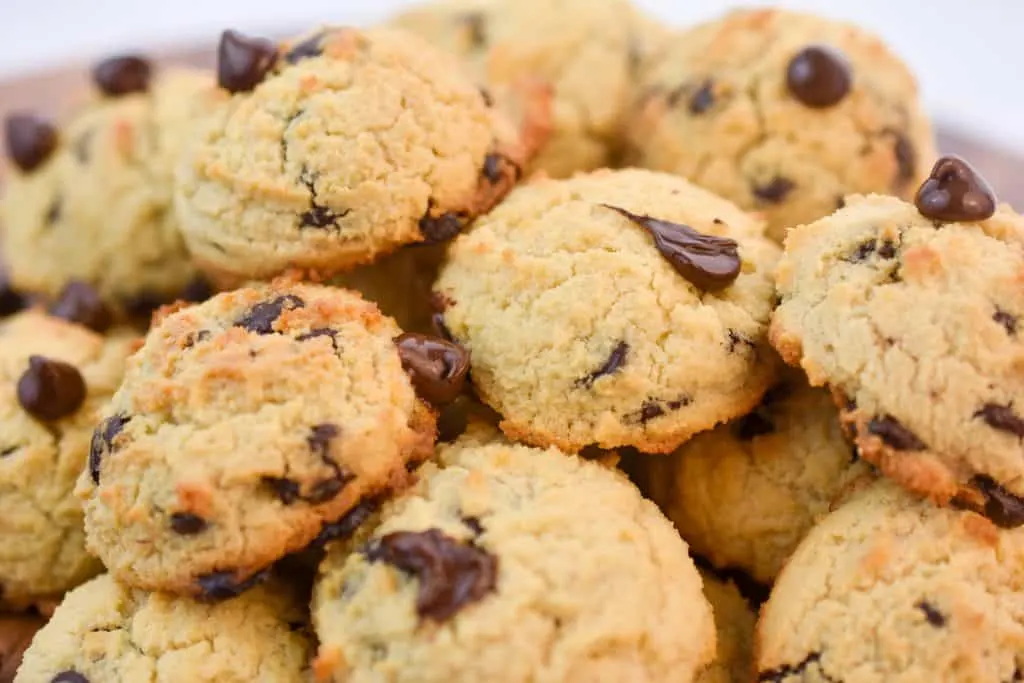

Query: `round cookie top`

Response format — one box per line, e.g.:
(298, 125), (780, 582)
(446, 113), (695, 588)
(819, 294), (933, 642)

(15, 574), (312, 683)
(770, 188), (1024, 524)
(77, 280), (440, 597)
(312, 441), (714, 683)
(645, 371), (870, 583)
(435, 168), (781, 453)
(757, 480), (1024, 683)
(626, 7), (936, 242)
(697, 570), (756, 683)
(175, 26), (525, 284)
(391, 0), (664, 178)
(1, 63), (215, 312)
(0, 310), (137, 609)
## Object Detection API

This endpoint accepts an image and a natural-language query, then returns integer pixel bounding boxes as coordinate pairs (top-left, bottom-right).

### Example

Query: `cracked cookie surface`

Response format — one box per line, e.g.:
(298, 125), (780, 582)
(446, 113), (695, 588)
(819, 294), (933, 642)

(76, 280), (435, 596)
(312, 440), (714, 683)
(757, 480), (1024, 683)
(15, 573), (311, 683)
(626, 8), (936, 242)
(697, 570), (756, 683)
(771, 194), (1024, 522)
(435, 168), (781, 453)
(175, 26), (524, 284)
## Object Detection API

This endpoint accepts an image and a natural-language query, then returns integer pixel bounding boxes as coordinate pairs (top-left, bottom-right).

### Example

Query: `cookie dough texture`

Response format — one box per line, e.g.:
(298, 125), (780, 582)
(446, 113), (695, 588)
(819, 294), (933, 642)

(0, 311), (136, 609)
(15, 574), (311, 683)
(627, 8), (937, 242)
(391, 0), (665, 178)
(644, 373), (869, 583)
(771, 194), (1024, 513)
(77, 281), (435, 596)
(312, 441), (714, 683)
(435, 168), (781, 453)
(757, 480), (1024, 682)
(176, 26), (524, 284)
(696, 571), (755, 683)
(1, 69), (214, 309)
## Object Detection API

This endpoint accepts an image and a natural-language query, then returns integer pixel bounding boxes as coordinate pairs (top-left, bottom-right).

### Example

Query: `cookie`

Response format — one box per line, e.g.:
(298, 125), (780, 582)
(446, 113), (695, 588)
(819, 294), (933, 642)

(1, 62), (216, 315)
(175, 26), (525, 284)
(697, 570), (756, 683)
(756, 480), (1024, 682)
(626, 8), (936, 242)
(643, 371), (870, 583)
(391, 0), (664, 178)
(15, 574), (311, 683)
(0, 310), (136, 609)
(434, 168), (781, 453)
(311, 440), (715, 683)
(770, 174), (1024, 526)
(76, 280), (447, 597)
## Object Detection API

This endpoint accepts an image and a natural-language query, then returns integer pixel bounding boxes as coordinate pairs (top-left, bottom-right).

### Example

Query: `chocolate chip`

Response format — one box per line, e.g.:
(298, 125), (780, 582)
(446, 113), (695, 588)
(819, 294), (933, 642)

(963, 475), (1024, 529)
(752, 176), (796, 204)
(312, 496), (382, 546)
(867, 415), (926, 451)
(183, 330), (211, 349)
(688, 80), (715, 114)
(975, 403), (1024, 438)
(170, 512), (208, 535)
(636, 401), (663, 424)
(726, 330), (757, 354)
(283, 32), (325, 64)
(892, 132), (917, 187)
(916, 601), (946, 627)
(482, 153), (504, 184)
(994, 309), (1017, 336)
(49, 281), (113, 332)
(914, 155), (996, 222)
(300, 205), (347, 229)
(264, 424), (350, 506)
(234, 294), (305, 334)
(92, 55), (152, 96)
(419, 212), (465, 244)
(461, 13), (487, 48)
(365, 528), (497, 621)
(0, 276), (27, 317)
(576, 341), (628, 388)
(4, 113), (59, 173)
(17, 356), (86, 421)
(45, 196), (62, 225)
(50, 672), (90, 683)
(603, 205), (741, 291)
(217, 29), (278, 94)
(263, 477), (301, 504)
(297, 328), (339, 350)
(89, 414), (130, 484)
(786, 44), (852, 108)
(630, 396), (691, 424)
(735, 412), (774, 440)
(758, 652), (826, 682)
(463, 516), (484, 536)
(877, 240), (897, 258)
(196, 568), (270, 601)
(181, 277), (213, 303)
(395, 333), (470, 406)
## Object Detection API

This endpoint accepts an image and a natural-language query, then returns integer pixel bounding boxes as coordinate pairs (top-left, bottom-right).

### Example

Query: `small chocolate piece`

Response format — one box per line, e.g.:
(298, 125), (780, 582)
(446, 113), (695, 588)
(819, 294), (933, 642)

(170, 512), (208, 535)
(734, 412), (774, 440)
(482, 153), (504, 184)
(283, 32), (325, 64)
(461, 13), (487, 48)
(304, 423), (352, 504)
(196, 568), (271, 601)
(17, 356), (86, 421)
(92, 55), (152, 96)
(726, 330), (756, 354)
(4, 113), (59, 173)
(182, 330), (212, 349)
(395, 333), (470, 406)
(877, 239), (897, 259)
(50, 672), (90, 683)
(0, 276), (27, 317)
(263, 477), (301, 504)
(49, 281), (113, 332)
(975, 403), (1024, 438)
(312, 496), (382, 546)
(914, 155), (996, 222)
(462, 516), (484, 536)
(365, 528), (498, 621)
(89, 414), (130, 483)
(297, 328), (340, 350)
(234, 294), (305, 335)
(637, 401), (663, 424)
(915, 601), (946, 627)
(752, 177), (796, 204)
(758, 652), (825, 683)
(217, 29), (278, 94)
(575, 341), (629, 388)
(994, 309), (1018, 336)
(603, 205), (741, 291)
(419, 212), (464, 244)
(300, 205), (346, 229)
(965, 475), (1024, 529)
(688, 80), (715, 114)
(867, 415), (926, 451)
(786, 44), (852, 108)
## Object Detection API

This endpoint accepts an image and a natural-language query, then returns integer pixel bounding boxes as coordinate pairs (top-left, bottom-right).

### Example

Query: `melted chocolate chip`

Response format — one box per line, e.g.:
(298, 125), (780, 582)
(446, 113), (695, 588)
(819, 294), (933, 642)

(89, 414), (130, 483)
(461, 13), (487, 48)
(688, 80), (715, 114)
(395, 333), (470, 406)
(51, 672), (90, 683)
(877, 240), (897, 258)
(995, 309), (1018, 336)
(603, 205), (741, 291)
(975, 403), (1024, 437)
(916, 600), (946, 627)
(964, 475), (1024, 529)
(576, 341), (628, 388)
(867, 415), (926, 451)
(300, 205), (346, 228)
(419, 212), (465, 244)
(234, 294), (305, 334)
(217, 29), (278, 94)
(735, 412), (774, 440)
(845, 239), (897, 263)
(0, 276), (27, 317)
(170, 513), (208, 535)
(263, 477), (302, 504)
(5, 113), (59, 172)
(462, 516), (484, 536)
(635, 401), (664, 424)
(914, 155), (996, 222)
(758, 652), (827, 682)
(296, 328), (339, 350)
(196, 568), (270, 601)
(283, 32), (325, 64)
(752, 176), (796, 204)
(49, 281), (113, 332)
(92, 55), (152, 96)
(17, 356), (86, 421)
(305, 423), (352, 503)
(786, 44), (852, 108)
(365, 528), (497, 621)
(311, 496), (382, 546)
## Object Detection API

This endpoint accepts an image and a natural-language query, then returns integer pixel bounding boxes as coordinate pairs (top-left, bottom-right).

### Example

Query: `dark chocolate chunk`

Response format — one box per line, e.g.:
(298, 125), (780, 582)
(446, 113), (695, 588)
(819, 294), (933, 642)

(196, 568), (270, 601)
(752, 176), (796, 204)
(297, 328), (339, 350)
(45, 196), (62, 225)
(461, 12), (487, 48)
(311, 496), (382, 546)
(365, 528), (497, 621)
(305, 423), (352, 503)
(419, 212), (465, 244)
(181, 277), (213, 303)
(462, 516), (484, 536)
(688, 79), (715, 114)
(283, 32), (325, 64)
(914, 155), (996, 222)
(975, 403), (1024, 438)
(395, 333), (470, 406)
(92, 55), (152, 96)
(263, 477), (302, 504)
(575, 341), (629, 388)
(915, 600), (946, 627)
(892, 132), (916, 187)
(17, 356), (86, 421)
(877, 239), (897, 259)
(89, 414), (130, 483)
(845, 239), (897, 263)
(234, 294), (305, 335)
(638, 401), (663, 423)
(4, 113), (59, 173)
(603, 205), (740, 291)
(482, 153), (504, 184)
(786, 44), (852, 108)
(170, 512), (208, 535)
(51, 672), (90, 683)
(867, 415), (926, 451)
(300, 205), (346, 229)
(735, 412), (775, 440)
(49, 281), (113, 332)
(217, 29), (278, 94)
(0, 276), (27, 317)
(758, 652), (828, 682)
(964, 475), (1024, 529)
(994, 308), (1018, 336)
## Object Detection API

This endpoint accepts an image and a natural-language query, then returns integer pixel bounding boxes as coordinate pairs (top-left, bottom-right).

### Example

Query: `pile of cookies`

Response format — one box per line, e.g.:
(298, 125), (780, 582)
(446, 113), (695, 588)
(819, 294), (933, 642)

(1, 1), (1021, 682)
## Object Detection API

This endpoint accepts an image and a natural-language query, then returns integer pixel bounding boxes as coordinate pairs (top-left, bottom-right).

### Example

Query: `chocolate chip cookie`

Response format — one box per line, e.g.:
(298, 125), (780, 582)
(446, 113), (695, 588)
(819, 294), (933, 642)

(311, 440), (714, 683)
(697, 570), (756, 683)
(626, 8), (937, 242)
(757, 480), (1024, 683)
(0, 310), (136, 610)
(435, 168), (781, 453)
(175, 26), (525, 284)
(15, 574), (311, 683)
(77, 280), (446, 597)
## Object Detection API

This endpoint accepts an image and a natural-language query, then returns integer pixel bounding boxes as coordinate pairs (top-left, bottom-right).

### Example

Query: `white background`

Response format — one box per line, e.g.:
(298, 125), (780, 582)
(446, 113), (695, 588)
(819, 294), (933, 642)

(1, 1), (1022, 152)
